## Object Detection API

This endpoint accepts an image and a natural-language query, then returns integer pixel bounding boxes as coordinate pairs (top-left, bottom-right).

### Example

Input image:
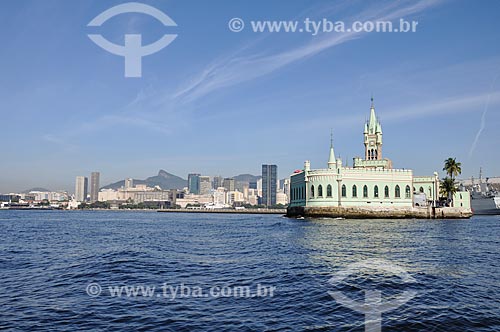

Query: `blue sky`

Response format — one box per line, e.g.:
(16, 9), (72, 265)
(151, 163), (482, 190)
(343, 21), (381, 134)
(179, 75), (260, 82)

(1, 0), (500, 192)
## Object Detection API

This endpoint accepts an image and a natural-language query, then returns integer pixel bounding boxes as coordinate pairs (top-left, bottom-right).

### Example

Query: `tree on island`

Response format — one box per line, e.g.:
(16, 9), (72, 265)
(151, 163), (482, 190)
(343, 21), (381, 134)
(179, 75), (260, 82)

(441, 157), (462, 206)
(443, 157), (462, 181)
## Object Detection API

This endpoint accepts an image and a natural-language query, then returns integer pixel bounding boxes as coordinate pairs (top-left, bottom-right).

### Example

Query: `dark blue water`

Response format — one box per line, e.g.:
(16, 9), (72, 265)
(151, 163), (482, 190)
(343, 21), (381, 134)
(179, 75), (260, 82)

(0, 211), (498, 331)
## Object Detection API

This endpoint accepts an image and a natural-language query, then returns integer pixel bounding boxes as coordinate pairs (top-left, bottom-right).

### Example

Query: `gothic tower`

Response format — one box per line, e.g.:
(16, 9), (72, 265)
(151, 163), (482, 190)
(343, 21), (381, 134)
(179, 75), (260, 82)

(364, 97), (383, 161)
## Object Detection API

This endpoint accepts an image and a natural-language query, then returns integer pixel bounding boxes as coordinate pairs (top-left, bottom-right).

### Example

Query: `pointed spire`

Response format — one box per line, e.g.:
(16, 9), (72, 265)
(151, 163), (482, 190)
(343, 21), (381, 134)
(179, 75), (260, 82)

(368, 97), (377, 133)
(328, 129), (336, 169)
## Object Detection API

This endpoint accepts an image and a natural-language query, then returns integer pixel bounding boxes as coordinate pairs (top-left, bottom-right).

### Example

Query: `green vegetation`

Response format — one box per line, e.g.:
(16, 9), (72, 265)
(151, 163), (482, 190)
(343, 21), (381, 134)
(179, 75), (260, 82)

(440, 157), (462, 205)
(78, 201), (111, 209)
(443, 158), (462, 181)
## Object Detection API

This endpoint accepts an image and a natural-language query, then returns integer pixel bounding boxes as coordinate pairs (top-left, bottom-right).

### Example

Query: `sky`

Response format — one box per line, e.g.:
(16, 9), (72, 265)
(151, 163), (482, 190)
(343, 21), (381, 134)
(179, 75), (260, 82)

(0, 0), (499, 193)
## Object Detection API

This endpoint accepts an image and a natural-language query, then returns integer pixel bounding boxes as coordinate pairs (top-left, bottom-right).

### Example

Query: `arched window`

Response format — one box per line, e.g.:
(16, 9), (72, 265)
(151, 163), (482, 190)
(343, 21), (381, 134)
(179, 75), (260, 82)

(384, 186), (389, 198)
(363, 185), (368, 198)
(419, 186), (424, 193)
(318, 185), (323, 197)
(374, 185), (379, 198)
(341, 184), (346, 197)
(395, 185), (400, 198)
(405, 185), (411, 198)
(374, 150), (378, 159)
(352, 185), (357, 197)
(310, 185), (315, 198)
(327, 184), (333, 197)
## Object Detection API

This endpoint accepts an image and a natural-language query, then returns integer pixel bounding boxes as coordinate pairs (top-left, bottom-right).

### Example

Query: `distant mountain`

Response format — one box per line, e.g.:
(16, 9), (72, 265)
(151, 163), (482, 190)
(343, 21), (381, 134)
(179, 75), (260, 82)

(144, 170), (187, 189)
(22, 187), (50, 193)
(102, 170), (187, 190)
(233, 174), (261, 183)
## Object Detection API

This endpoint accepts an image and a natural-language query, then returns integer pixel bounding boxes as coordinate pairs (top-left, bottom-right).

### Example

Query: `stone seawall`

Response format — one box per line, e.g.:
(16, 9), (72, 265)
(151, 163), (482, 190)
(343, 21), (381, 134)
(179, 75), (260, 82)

(287, 206), (472, 219)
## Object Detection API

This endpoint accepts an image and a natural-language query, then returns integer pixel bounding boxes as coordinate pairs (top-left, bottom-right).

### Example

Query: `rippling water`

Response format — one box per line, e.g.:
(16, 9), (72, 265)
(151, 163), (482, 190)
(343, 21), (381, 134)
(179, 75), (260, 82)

(0, 211), (498, 331)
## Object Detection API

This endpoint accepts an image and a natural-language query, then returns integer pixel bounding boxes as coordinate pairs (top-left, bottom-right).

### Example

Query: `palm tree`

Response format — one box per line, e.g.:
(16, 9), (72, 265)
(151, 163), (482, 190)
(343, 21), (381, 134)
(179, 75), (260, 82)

(440, 177), (457, 206)
(443, 158), (462, 181)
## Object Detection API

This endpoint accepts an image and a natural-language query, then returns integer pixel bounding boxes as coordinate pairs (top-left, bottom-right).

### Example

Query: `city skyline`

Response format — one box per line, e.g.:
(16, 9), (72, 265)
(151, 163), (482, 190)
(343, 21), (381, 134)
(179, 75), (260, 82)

(1, 0), (500, 192)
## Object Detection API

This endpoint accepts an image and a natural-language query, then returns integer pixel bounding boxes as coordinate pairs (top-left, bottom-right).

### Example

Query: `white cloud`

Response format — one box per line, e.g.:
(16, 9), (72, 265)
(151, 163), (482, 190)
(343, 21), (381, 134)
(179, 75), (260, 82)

(173, 0), (444, 103)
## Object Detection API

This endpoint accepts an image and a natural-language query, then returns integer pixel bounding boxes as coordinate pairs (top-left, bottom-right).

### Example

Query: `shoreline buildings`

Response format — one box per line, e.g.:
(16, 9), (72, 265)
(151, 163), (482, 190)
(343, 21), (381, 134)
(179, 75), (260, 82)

(75, 176), (88, 202)
(89, 172), (100, 203)
(287, 99), (472, 219)
(262, 164), (277, 207)
(188, 173), (200, 194)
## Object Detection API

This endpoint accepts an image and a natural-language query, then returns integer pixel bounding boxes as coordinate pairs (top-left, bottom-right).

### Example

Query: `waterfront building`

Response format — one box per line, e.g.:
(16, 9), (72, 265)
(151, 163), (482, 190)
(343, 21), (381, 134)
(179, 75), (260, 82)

(227, 190), (244, 206)
(213, 187), (227, 206)
(262, 164), (277, 207)
(247, 189), (259, 206)
(288, 98), (471, 218)
(199, 176), (211, 195)
(223, 178), (235, 192)
(89, 172), (100, 202)
(26, 190), (69, 202)
(188, 173), (201, 194)
(98, 189), (119, 202)
(212, 176), (223, 190)
(257, 178), (263, 196)
(125, 178), (134, 189)
(276, 191), (288, 205)
(283, 179), (290, 200)
(75, 176), (88, 202)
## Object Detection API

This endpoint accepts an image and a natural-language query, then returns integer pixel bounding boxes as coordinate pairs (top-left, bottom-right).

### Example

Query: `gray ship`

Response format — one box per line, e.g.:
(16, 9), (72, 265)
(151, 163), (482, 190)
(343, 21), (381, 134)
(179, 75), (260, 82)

(469, 170), (500, 215)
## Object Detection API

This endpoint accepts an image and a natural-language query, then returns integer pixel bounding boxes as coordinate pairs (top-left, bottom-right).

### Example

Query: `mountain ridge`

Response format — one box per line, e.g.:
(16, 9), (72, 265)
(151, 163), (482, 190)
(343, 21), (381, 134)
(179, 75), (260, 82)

(101, 170), (187, 190)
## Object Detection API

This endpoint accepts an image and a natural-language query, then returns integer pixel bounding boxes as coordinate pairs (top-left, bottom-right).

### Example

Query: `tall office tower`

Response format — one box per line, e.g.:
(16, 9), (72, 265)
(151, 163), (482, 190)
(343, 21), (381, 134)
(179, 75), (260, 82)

(199, 176), (211, 195)
(283, 179), (290, 201)
(188, 173), (201, 194)
(212, 176), (223, 189)
(125, 178), (134, 189)
(262, 164), (277, 207)
(222, 178), (235, 192)
(89, 172), (100, 202)
(75, 176), (88, 202)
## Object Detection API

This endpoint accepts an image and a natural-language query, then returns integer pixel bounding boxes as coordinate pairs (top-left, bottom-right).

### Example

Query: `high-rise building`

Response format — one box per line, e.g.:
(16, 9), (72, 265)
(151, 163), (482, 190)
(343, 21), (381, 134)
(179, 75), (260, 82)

(75, 176), (88, 202)
(223, 178), (235, 192)
(212, 176), (223, 189)
(188, 173), (201, 194)
(283, 179), (290, 201)
(89, 172), (100, 202)
(199, 176), (211, 195)
(125, 178), (134, 189)
(262, 164), (277, 207)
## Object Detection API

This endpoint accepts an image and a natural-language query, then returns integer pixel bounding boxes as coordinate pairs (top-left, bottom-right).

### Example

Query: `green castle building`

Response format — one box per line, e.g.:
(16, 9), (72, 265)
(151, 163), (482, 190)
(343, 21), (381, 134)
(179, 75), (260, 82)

(288, 98), (471, 219)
